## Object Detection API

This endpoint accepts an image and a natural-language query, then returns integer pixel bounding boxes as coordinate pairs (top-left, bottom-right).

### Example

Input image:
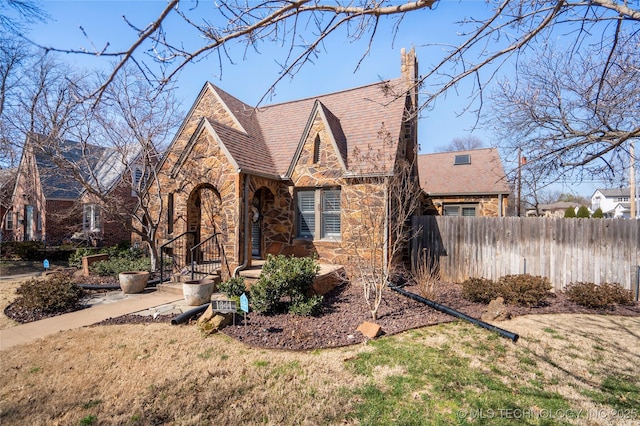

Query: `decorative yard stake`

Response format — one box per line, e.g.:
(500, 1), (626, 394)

(240, 293), (249, 326)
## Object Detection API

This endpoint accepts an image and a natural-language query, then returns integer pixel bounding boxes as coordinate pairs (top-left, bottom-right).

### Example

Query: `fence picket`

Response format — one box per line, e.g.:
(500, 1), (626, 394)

(412, 216), (639, 292)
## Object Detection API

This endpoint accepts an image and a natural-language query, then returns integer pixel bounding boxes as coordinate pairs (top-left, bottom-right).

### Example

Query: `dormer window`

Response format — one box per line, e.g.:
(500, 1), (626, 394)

(454, 154), (471, 165)
(313, 134), (321, 164)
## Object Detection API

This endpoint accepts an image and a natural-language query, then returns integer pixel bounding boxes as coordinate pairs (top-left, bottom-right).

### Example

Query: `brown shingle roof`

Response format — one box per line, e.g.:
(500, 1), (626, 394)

(418, 148), (510, 196)
(207, 79), (407, 177)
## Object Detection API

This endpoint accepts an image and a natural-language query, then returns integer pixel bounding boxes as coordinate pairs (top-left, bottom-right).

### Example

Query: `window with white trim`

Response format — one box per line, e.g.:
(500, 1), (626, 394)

(296, 188), (341, 240)
(5, 211), (13, 230)
(443, 204), (477, 217)
(83, 204), (101, 233)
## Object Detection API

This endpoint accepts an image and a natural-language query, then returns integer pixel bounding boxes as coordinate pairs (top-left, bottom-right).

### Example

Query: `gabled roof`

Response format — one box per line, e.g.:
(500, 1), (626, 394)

(287, 100), (348, 177)
(197, 79), (407, 178)
(594, 188), (630, 198)
(29, 134), (136, 199)
(418, 148), (510, 196)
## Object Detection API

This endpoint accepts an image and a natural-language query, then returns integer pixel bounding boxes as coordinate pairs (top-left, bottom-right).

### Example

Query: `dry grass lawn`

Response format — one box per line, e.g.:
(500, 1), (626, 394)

(1, 275), (639, 425)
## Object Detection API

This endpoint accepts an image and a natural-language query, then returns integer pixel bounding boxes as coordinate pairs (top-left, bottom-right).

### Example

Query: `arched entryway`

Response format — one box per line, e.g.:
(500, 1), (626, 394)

(187, 184), (223, 261)
(251, 187), (275, 259)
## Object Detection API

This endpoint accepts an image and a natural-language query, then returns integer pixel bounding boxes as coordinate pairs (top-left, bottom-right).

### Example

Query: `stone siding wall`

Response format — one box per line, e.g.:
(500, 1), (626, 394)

(431, 195), (507, 217)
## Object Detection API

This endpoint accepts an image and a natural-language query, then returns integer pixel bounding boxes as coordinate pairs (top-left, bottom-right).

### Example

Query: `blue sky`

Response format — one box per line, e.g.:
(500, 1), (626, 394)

(22, 0), (611, 198)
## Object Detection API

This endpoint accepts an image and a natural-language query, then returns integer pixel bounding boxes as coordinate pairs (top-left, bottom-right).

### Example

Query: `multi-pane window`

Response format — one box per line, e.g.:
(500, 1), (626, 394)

(297, 190), (316, 238)
(296, 188), (341, 240)
(321, 189), (341, 238)
(443, 205), (477, 217)
(5, 211), (13, 230)
(83, 204), (101, 233)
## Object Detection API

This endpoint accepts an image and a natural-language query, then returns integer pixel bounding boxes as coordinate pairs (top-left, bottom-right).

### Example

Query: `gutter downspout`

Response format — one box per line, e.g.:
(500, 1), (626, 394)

(383, 176), (389, 279)
(233, 174), (250, 277)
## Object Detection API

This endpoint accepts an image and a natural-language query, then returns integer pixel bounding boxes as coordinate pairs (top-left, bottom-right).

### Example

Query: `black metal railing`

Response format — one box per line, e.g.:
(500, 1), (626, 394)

(159, 231), (194, 283)
(189, 233), (223, 280)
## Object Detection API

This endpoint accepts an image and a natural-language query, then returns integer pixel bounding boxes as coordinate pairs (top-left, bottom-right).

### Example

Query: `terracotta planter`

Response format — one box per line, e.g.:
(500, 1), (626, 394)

(183, 279), (216, 306)
(119, 271), (150, 294)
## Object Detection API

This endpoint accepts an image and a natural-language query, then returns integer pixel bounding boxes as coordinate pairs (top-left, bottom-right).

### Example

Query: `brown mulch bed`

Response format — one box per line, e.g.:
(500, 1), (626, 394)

(219, 282), (640, 350)
(7, 275), (640, 350)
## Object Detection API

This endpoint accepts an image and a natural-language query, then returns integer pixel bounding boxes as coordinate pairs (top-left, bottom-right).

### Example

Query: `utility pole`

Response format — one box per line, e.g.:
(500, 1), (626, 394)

(517, 148), (522, 217)
(631, 140), (637, 219)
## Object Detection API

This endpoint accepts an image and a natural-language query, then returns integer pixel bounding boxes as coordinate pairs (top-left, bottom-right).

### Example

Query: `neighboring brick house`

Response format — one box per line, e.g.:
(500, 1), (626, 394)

(417, 148), (510, 217)
(145, 49), (421, 275)
(8, 134), (136, 246)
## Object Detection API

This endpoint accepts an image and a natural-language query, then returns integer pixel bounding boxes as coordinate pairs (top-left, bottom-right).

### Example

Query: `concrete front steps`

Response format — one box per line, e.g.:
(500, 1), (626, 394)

(157, 272), (221, 295)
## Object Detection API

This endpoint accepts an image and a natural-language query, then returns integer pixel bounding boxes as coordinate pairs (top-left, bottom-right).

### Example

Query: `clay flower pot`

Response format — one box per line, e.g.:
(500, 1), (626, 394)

(183, 279), (216, 306)
(118, 271), (150, 294)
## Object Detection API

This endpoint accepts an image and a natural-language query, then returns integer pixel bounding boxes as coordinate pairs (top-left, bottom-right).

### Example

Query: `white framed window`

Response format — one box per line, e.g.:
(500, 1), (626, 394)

(5, 211), (13, 230)
(296, 190), (316, 238)
(296, 188), (341, 240)
(443, 204), (477, 217)
(83, 204), (101, 233)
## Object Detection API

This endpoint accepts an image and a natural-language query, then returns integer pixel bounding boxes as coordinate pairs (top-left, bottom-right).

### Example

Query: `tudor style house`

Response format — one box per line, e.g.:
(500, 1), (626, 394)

(145, 49), (421, 278)
(417, 148), (510, 216)
(8, 134), (137, 246)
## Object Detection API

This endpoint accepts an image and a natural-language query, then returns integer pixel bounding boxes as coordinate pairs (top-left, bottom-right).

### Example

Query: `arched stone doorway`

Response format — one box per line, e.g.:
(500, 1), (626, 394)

(187, 184), (222, 258)
(251, 187), (275, 259)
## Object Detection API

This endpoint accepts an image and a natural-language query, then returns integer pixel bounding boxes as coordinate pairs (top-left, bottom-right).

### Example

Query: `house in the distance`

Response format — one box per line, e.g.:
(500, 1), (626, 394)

(525, 201), (582, 218)
(591, 188), (639, 218)
(417, 148), (510, 217)
(8, 134), (137, 246)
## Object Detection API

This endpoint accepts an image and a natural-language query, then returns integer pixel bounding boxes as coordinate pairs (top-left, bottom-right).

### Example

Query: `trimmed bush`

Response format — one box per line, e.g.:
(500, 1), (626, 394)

(576, 205), (591, 218)
(249, 254), (321, 316)
(218, 276), (246, 298)
(461, 277), (499, 304)
(14, 273), (85, 314)
(462, 274), (552, 307)
(565, 282), (635, 309)
(91, 256), (151, 277)
(592, 208), (604, 218)
(68, 247), (100, 268)
(498, 274), (552, 307)
(564, 207), (576, 218)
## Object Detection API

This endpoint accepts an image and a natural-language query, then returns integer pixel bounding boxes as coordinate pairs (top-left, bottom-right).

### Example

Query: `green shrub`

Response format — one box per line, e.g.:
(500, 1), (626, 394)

(565, 282), (635, 309)
(218, 276), (246, 298)
(15, 273), (85, 314)
(576, 205), (591, 218)
(288, 294), (324, 316)
(69, 245), (144, 269)
(68, 247), (100, 268)
(461, 277), (500, 304)
(498, 274), (552, 307)
(17, 241), (46, 260)
(91, 256), (151, 277)
(564, 207), (576, 218)
(592, 208), (604, 218)
(249, 254), (321, 316)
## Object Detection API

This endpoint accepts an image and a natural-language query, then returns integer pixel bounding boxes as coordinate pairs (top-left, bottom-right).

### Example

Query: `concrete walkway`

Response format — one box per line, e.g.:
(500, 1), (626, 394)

(0, 290), (185, 351)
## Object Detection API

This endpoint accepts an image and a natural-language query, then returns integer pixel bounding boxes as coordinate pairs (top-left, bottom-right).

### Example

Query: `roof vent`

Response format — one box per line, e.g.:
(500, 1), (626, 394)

(454, 154), (471, 165)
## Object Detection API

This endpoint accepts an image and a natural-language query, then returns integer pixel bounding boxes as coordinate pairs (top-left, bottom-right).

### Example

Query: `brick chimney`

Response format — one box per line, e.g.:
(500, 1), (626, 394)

(401, 47), (418, 111)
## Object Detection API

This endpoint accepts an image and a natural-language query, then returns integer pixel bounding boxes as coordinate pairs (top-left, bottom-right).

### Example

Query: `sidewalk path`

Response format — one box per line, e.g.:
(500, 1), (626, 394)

(0, 291), (183, 351)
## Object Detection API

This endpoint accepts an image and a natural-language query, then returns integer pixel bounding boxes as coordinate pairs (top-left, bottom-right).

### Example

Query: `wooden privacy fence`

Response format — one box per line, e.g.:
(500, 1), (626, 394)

(411, 216), (639, 293)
